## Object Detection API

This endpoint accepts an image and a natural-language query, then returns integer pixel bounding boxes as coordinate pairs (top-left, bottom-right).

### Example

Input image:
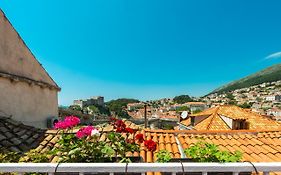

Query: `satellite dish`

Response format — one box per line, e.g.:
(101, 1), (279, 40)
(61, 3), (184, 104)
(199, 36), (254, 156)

(181, 111), (188, 119)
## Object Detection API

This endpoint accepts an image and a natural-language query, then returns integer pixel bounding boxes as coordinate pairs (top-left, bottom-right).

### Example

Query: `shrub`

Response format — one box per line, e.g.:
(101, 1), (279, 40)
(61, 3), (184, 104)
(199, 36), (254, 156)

(156, 150), (172, 163)
(184, 141), (242, 162)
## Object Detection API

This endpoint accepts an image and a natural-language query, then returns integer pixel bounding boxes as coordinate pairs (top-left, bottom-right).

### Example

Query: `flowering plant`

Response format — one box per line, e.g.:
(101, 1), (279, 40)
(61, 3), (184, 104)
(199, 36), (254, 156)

(51, 116), (156, 163)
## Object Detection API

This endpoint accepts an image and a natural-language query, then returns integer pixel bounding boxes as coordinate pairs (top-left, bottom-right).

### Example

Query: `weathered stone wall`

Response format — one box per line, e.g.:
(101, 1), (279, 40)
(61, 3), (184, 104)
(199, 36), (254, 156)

(0, 9), (57, 87)
(0, 9), (59, 128)
(0, 77), (58, 128)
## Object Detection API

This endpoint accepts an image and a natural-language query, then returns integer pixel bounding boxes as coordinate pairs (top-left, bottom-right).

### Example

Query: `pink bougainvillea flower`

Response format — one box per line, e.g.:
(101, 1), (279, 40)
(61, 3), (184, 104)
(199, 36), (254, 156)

(82, 126), (94, 136)
(54, 116), (80, 129)
(64, 116), (80, 127)
(76, 130), (84, 139)
(144, 139), (157, 152)
(54, 121), (68, 129)
(76, 126), (95, 138)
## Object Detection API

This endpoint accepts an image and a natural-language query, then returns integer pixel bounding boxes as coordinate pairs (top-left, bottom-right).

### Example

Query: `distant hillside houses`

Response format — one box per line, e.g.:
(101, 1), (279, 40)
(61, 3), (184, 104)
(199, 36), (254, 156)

(203, 80), (281, 119)
(267, 108), (281, 121)
(127, 102), (144, 111)
(73, 96), (104, 108)
(265, 94), (281, 101)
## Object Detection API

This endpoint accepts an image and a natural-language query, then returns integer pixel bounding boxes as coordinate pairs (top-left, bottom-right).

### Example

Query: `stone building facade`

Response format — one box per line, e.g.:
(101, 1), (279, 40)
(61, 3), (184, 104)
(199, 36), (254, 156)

(73, 96), (104, 108)
(0, 9), (60, 128)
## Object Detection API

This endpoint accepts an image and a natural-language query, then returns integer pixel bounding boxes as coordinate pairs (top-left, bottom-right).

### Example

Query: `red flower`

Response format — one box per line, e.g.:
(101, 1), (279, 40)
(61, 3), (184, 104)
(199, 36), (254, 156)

(126, 138), (134, 144)
(144, 139), (157, 152)
(135, 134), (144, 143)
(110, 117), (117, 123)
(115, 119), (126, 129)
(116, 127), (124, 133)
(125, 127), (134, 134)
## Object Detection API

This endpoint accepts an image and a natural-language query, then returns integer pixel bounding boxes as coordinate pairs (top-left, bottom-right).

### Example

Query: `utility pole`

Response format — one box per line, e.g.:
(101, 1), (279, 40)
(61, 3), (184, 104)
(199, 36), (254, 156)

(144, 103), (147, 128)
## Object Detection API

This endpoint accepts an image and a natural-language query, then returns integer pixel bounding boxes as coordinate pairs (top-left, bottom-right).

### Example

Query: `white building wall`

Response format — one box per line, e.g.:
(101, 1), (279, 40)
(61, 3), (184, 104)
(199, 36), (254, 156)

(220, 115), (233, 129)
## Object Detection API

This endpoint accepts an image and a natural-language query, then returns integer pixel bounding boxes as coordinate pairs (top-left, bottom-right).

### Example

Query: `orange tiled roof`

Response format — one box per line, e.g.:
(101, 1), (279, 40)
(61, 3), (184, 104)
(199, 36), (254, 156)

(191, 105), (250, 119)
(5, 116), (279, 168)
(182, 105), (281, 131)
(143, 129), (281, 163)
(32, 127), (281, 164)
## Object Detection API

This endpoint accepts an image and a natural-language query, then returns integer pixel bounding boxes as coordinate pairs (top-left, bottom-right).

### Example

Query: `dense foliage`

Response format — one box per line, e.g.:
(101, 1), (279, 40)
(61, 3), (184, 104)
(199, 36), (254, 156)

(156, 150), (172, 163)
(176, 106), (190, 112)
(184, 141), (242, 162)
(173, 95), (193, 104)
(212, 63), (281, 94)
(59, 107), (92, 120)
(238, 102), (252, 109)
(0, 151), (21, 163)
(106, 98), (139, 118)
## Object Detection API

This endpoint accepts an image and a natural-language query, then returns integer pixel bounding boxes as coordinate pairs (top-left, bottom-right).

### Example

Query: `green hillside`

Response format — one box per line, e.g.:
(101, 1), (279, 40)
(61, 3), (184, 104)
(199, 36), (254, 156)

(210, 63), (281, 94)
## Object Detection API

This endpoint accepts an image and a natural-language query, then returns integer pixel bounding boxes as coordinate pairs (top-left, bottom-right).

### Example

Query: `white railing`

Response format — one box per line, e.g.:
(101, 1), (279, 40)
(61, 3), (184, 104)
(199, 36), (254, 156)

(0, 163), (281, 175)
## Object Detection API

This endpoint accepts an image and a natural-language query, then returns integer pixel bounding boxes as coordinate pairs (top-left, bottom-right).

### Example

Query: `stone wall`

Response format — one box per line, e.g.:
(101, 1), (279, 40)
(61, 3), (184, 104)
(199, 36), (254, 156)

(0, 10), (58, 87)
(0, 77), (58, 128)
(0, 9), (59, 128)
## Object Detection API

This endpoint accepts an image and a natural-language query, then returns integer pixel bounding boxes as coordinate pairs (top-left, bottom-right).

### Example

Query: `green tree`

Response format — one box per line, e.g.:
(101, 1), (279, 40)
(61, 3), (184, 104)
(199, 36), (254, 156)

(176, 106), (190, 112)
(226, 93), (235, 100)
(106, 98), (140, 118)
(69, 105), (82, 111)
(173, 95), (193, 104)
(238, 103), (251, 109)
(88, 105), (99, 113)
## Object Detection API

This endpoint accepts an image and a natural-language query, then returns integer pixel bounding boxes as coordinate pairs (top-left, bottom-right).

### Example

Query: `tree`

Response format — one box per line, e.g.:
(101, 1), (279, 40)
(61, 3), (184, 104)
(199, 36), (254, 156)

(238, 103), (251, 109)
(173, 95), (193, 104)
(88, 105), (99, 113)
(69, 105), (82, 111)
(176, 106), (190, 112)
(106, 98), (140, 118)
(192, 109), (203, 114)
(226, 93), (235, 100)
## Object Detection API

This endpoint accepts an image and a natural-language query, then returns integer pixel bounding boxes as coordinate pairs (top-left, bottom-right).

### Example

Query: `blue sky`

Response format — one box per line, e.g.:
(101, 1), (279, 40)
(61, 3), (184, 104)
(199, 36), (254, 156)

(1, 0), (281, 105)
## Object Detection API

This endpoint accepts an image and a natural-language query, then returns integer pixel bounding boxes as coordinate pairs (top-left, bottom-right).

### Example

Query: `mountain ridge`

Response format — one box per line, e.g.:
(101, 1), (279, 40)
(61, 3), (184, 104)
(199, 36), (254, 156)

(209, 63), (281, 94)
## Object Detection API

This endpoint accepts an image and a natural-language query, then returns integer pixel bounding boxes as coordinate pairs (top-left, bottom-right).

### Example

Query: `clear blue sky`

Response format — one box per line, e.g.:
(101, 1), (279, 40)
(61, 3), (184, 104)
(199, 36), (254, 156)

(1, 0), (281, 105)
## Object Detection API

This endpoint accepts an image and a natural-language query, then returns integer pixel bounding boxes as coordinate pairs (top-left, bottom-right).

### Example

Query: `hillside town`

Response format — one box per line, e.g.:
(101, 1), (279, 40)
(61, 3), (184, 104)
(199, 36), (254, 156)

(1, 4), (281, 175)
(203, 80), (281, 120)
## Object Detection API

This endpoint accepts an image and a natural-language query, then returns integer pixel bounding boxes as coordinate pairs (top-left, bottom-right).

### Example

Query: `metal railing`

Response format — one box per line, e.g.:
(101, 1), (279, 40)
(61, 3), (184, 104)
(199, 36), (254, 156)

(0, 162), (281, 175)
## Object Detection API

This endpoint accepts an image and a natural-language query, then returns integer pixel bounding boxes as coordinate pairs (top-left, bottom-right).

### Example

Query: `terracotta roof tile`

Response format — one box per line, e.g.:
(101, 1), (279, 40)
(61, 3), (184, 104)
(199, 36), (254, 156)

(182, 105), (281, 131)
(0, 116), (45, 152)
(6, 118), (279, 166)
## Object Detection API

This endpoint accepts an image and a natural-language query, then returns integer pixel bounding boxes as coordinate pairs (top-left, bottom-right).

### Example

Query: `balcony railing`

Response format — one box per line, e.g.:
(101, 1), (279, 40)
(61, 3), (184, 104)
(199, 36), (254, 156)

(0, 162), (281, 175)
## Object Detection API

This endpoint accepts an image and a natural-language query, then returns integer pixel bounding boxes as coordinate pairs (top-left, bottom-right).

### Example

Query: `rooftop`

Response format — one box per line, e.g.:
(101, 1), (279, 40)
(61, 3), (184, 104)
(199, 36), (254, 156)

(182, 105), (281, 131)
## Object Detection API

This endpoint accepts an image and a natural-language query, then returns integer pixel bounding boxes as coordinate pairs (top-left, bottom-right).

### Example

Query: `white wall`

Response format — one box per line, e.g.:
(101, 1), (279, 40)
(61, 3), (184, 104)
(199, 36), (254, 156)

(220, 115), (233, 129)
